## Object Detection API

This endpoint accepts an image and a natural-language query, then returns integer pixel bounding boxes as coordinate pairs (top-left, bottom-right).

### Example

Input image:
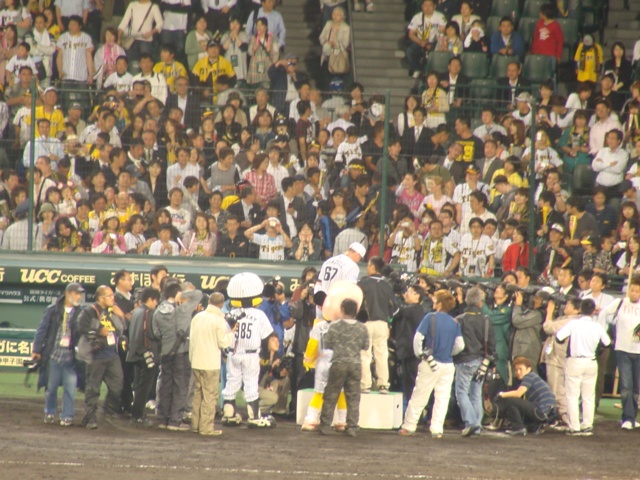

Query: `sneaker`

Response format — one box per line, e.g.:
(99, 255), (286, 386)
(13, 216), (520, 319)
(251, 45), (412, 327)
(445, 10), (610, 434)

(505, 428), (527, 436)
(566, 430), (582, 436)
(248, 415), (276, 428)
(167, 422), (191, 432)
(131, 417), (154, 428)
(44, 414), (55, 424)
(85, 422), (98, 430)
(301, 422), (320, 432)
(344, 427), (358, 437)
(398, 428), (415, 436)
(60, 418), (73, 427)
(621, 420), (634, 430)
(334, 423), (347, 432)
(145, 400), (156, 411)
(365, 1), (374, 12)
(158, 423), (168, 429)
(378, 386), (389, 394)
(361, 388), (371, 394)
(431, 432), (443, 439)
(461, 426), (474, 437)
(200, 430), (223, 436)
(580, 427), (593, 436)
(412, 71), (421, 79)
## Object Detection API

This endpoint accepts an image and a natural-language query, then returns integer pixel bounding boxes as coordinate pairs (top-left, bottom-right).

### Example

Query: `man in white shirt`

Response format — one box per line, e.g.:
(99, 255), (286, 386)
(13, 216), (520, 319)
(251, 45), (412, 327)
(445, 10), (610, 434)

(160, 0), (190, 59)
(589, 99), (622, 154)
(473, 107), (506, 141)
(557, 299), (610, 435)
(599, 277), (640, 429)
(131, 54), (168, 105)
(592, 129), (628, 196)
(22, 119), (64, 167)
(405, 0), (446, 78)
(166, 188), (191, 235)
(511, 92), (533, 127)
(453, 167), (490, 235)
(166, 147), (200, 192)
(56, 16), (94, 115)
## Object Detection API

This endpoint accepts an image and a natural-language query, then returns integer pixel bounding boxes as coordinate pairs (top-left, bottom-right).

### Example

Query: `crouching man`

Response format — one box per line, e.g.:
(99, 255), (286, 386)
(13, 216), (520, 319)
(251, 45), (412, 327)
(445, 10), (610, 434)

(495, 356), (556, 435)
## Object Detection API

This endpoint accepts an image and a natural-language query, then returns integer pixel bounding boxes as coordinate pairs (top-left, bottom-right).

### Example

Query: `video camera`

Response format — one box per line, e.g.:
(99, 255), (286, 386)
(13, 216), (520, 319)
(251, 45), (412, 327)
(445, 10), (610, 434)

(505, 284), (540, 305)
(22, 359), (40, 373)
(271, 356), (293, 378)
(536, 289), (571, 307)
(264, 275), (284, 297)
(225, 310), (246, 329)
(386, 271), (418, 296)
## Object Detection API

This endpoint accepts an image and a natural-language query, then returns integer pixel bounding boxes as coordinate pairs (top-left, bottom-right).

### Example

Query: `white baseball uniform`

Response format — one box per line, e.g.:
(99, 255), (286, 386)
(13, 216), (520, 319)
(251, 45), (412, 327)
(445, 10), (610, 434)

(315, 253), (360, 318)
(222, 308), (274, 403)
(310, 320), (333, 394)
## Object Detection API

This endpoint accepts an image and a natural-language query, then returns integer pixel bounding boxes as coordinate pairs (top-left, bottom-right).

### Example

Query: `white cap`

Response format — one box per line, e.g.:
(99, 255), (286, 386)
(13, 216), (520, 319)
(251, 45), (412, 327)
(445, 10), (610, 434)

(348, 242), (366, 258)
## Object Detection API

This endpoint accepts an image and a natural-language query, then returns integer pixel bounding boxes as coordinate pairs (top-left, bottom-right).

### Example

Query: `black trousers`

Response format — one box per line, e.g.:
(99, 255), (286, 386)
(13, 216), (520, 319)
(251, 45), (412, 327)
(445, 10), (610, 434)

(402, 357), (420, 403)
(495, 396), (548, 430)
(83, 356), (123, 425)
(119, 348), (134, 414)
(321, 362), (361, 429)
(157, 352), (190, 427)
(130, 361), (158, 420)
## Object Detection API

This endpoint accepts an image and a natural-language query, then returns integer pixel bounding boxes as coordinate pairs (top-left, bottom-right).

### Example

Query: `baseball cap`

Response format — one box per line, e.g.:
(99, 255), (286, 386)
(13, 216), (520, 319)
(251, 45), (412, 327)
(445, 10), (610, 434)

(348, 242), (366, 258)
(550, 223), (564, 234)
(515, 92), (532, 103)
(465, 166), (479, 175)
(207, 39), (220, 48)
(583, 35), (594, 47)
(43, 86), (57, 95)
(273, 134), (289, 143)
(69, 102), (83, 110)
(580, 235), (594, 246)
(66, 282), (85, 293)
(275, 116), (289, 127)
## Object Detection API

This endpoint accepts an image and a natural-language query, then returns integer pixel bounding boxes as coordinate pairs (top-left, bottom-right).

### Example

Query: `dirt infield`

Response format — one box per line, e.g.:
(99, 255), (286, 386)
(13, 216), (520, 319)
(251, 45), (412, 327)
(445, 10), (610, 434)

(0, 397), (637, 480)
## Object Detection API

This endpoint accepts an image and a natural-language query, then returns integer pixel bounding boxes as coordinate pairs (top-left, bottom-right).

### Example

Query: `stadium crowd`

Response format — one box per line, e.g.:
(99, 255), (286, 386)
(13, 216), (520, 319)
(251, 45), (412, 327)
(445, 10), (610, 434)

(2, 0), (640, 440)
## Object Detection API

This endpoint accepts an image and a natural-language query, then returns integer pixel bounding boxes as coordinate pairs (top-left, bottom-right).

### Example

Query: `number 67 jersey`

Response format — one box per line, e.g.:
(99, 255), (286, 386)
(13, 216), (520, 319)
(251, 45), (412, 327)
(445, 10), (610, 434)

(315, 253), (360, 294)
(231, 308), (274, 354)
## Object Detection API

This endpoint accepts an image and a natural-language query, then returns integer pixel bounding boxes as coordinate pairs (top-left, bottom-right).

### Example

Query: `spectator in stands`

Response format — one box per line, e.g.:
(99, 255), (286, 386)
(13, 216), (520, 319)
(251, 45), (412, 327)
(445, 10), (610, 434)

(565, 196), (599, 264)
(459, 217), (494, 277)
(557, 109), (591, 173)
(22, 120), (64, 168)
(396, 95), (419, 137)
(181, 211), (217, 257)
(476, 140), (503, 186)
(439, 56), (468, 111)
(0, 25), (18, 87)
(589, 99), (622, 155)
(148, 223), (180, 256)
(401, 107), (431, 158)
(502, 225), (529, 272)
(153, 44), (187, 95)
(91, 211), (125, 254)
(166, 188), (191, 236)
(451, 1), (478, 39)
(185, 14), (214, 71)
(247, 18), (279, 88)
(192, 40), (236, 103)
(592, 129), (628, 199)
(462, 22), (488, 56)
(497, 62), (530, 110)
(406, 0), (446, 78)
(512, 92), (533, 128)
(436, 21), (463, 54)
(453, 116), (483, 163)
(93, 27), (125, 91)
(268, 53), (308, 114)
(530, 3), (563, 70)
(490, 16), (524, 59)
(117, 0), (163, 63)
(604, 41), (633, 94)
(246, 0), (285, 48)
(523, 129), (562, 179)
(596, 72), (625, 114)
(581, 235), (616, 275)
(319, 6), (350, 78)
(585, 187), (617, 239)
(574, 35), (602, 84)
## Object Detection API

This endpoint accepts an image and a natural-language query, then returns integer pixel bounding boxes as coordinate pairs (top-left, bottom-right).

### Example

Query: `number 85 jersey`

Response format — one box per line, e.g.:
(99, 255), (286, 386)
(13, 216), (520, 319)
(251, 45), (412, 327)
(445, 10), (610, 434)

(231, 308), (274, 354)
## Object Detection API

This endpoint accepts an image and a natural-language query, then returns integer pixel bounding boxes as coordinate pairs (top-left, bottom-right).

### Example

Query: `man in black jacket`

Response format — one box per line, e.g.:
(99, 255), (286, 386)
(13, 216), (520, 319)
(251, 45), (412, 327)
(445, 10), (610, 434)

(391, 284), (426, 408)
(268, 54), (309, 114)
(114, 269), (135, 415)
(76, 285), (125, 430)
(454, 286), (496, 437)
(32, 283), (84, 426)
(496, 61), (531, 111)
(357, 256), (397, 393)
(227, 185), (262, 232)
(126, 287), (160, 425)
(165, 76), (200, 131)
(288, 280), (316, 413)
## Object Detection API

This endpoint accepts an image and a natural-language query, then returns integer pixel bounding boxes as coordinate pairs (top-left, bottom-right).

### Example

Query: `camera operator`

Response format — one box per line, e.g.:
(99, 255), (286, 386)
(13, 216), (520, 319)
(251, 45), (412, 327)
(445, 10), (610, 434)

(32, 283), (84, 426)
(76, 285), (125, 430)
(515, 266), (533, 289)
(259, 333), (291, 415)
(126, 287), (161, 426)
(392, 284), (426, 409)
(289, 279), (317, 413)
(495, 356), (556, 435)
(511, 289), (545, 372)
(454, 287), (496, 437)
(415, 274), (435, 313)
(153, 281), (203, 431)
(481, 284), (512, 383)
(113, 269), (135, 416)
(358, 256), (397, 393)
(259, 279), (292, 354)
(541, 297), (582, 428)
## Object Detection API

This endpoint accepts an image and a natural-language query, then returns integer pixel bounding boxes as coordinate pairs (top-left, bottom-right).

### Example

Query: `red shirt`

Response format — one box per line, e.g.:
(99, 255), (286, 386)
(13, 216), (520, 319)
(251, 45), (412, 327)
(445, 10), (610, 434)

(502, 243), (530, 272)
(531, 19), (564, 60)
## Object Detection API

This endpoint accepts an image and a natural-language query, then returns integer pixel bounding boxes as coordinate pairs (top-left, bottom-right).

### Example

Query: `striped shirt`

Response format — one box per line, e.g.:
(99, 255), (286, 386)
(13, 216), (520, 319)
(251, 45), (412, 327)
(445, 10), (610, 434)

(316, 254), (360, 296)
(420, 234), (457, 275)
(520, 372), (556, 415)
(333, 228), (368, 257)
(453, 181), (490, 235)
(390, 231), (422, 272)
(166, 162), (200, 192)
(231, 308), (273, 353)
(252, 233), (286, 261)
(459, 233), (494, 277)
(57, 32), (93, 81)
(104, 72), (134, 93)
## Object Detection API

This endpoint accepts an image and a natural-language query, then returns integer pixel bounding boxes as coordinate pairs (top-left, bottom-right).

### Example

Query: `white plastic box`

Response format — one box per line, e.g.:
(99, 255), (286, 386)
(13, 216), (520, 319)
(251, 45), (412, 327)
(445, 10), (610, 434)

(296, 389), (403, 429)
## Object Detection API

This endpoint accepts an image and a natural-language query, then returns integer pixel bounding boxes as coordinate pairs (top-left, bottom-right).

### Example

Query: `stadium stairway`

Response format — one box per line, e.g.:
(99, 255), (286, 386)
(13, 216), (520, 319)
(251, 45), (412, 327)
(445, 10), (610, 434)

(604, 0), (640, 53)
(278, 0), (323, 86)
(351, 0), (416, 114)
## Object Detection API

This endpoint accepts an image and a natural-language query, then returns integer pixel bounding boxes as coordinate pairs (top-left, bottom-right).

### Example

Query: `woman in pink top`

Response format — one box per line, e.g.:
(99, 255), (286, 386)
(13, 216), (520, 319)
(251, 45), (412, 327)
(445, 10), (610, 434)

(244, 152), (277, 207)
(395, 172), (424, 218)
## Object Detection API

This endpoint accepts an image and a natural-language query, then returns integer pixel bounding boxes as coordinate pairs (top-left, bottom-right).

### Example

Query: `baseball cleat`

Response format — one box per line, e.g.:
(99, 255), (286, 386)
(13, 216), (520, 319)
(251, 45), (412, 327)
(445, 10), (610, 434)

(248, 415), (276, 428)
(301, 422), (320, 432)
(221, 414), (243, 426)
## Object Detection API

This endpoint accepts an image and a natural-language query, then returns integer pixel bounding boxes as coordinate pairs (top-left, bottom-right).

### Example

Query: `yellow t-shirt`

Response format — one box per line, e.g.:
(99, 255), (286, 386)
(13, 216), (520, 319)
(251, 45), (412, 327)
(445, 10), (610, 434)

(574, 43), (603, 83)
(48, 24), (60, 41)
(192, 56), (235, 100)
(153, 61), (187, 93)
(25, 106), (65, 138)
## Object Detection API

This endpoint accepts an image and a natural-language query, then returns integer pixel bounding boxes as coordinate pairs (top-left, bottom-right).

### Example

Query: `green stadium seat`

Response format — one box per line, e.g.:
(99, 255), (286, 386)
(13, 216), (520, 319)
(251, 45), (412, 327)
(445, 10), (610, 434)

(572, 164), (596, 196)
(470, 78), (498, 99)
(522, 0), (546, 18)
(490, 0), (520, 23)
(556, 18), (579, 48)
(523, 54), (554, 83)
(485, 16), (503, 39)
(517, 17), (538, 48)
(461, 52), (489, 79)
(490, 54), (521, 78)
(426, 51), (454, 75)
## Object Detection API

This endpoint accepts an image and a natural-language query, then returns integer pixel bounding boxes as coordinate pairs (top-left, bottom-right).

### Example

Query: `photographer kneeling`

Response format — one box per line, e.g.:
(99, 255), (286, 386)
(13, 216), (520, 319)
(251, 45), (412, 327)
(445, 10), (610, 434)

(495, 356), (556, 436)
(259, 333), (291, 415)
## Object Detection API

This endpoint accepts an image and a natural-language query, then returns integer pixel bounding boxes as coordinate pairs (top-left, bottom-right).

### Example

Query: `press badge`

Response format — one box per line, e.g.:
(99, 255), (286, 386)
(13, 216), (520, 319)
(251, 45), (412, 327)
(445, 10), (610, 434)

(230, 55), (238, 67)
(59, 335), (70, 348)
(107, 332), (116, 346)
(257, 62), (265, 74)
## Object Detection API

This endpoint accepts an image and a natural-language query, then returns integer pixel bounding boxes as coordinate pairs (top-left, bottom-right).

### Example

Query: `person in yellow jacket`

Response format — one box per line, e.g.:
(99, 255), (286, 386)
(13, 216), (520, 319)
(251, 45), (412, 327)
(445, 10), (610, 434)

(153, 44), (187, 94)
(574, 35), (603, 83)
(192, 39), (236, 103)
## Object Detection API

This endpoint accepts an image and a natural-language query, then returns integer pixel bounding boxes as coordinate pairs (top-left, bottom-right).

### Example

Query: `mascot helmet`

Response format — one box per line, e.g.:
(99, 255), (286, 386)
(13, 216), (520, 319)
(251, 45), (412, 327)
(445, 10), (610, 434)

(228, 272), (264, 308)
(321, 280), (364, 321)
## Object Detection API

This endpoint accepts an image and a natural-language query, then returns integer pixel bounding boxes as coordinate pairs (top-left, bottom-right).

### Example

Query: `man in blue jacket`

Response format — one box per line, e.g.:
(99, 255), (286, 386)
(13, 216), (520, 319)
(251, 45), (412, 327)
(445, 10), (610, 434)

(32, 283), (85, 426)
